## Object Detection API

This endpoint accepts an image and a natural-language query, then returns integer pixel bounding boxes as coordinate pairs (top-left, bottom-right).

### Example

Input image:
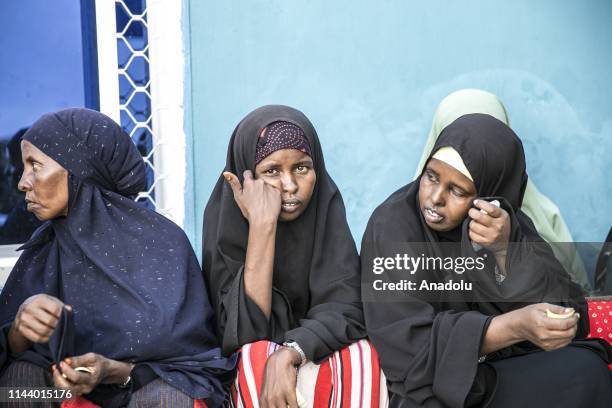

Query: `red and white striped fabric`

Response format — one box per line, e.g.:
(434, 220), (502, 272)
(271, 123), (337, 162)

(231, 339), (389, 408)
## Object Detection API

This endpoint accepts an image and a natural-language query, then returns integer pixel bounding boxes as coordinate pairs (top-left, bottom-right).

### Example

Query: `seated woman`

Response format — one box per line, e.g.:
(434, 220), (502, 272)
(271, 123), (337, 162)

(414, 88), (590, 291)
(202, 105), (387, 408)
(0, 108), (235, 407)
(362, 113), (611, 407)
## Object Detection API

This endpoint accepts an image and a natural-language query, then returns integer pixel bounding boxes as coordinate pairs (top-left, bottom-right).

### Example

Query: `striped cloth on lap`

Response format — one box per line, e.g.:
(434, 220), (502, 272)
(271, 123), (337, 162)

(232, 339), (389, 408)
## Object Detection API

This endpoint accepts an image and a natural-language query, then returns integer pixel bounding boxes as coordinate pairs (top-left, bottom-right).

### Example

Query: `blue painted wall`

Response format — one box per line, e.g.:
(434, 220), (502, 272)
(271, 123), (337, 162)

(186, 0), (612, 253)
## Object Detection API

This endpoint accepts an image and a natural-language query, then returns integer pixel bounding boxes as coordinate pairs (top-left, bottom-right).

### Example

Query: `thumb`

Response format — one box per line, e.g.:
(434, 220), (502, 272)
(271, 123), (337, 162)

(69, 353), (96, 368)
(223, 172), (242, 195)
(68, 355), (85, 368)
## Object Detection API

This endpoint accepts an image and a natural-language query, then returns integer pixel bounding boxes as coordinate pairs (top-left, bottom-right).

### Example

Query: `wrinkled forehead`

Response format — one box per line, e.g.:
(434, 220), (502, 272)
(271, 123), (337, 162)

(20, 139), (57, 163)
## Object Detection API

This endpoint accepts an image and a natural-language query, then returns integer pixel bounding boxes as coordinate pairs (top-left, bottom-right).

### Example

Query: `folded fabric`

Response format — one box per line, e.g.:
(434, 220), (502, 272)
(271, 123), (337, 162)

(48, 307), (74, 373)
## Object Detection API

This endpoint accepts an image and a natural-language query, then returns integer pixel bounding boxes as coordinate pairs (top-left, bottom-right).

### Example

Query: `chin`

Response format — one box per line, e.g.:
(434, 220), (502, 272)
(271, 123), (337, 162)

(279, 211), (302, 222)
(32, 212), (48, 221)
(425, 221), (442, 231)
(36, 211), (65, 221)
(425, 220), (455, 232)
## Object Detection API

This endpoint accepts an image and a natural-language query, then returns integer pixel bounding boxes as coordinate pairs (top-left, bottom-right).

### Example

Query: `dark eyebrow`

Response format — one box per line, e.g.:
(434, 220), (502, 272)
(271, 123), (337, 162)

(260, 161), (280, 167)
(450, 183), (467, 192)
(295, 160), (313, 166)
(450, 182), (475, 195)
(424, 166), (438, 177)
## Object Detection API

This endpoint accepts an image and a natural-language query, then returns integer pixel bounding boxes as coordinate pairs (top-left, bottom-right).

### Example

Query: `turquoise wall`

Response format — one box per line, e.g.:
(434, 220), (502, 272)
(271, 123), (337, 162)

(185, 0), (612, 254)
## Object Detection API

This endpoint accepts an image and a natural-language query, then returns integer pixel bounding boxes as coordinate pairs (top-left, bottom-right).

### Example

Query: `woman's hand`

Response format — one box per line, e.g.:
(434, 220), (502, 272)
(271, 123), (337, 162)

(514, 303), (579, 351)
(224, 170), (281, 226)
(468, 199), (511, 254)
(481, 303), (579, 355)
(8, 294), (69, 353)
(52, 353), (133, 396)
(260, 348), (301, 408)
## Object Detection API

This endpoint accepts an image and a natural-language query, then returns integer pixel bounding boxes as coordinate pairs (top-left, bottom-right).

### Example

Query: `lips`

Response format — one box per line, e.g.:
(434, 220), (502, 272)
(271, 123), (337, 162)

(281, 199), (302, 213)
(25, 198), (38, 210)
(423, 207), (444, 223)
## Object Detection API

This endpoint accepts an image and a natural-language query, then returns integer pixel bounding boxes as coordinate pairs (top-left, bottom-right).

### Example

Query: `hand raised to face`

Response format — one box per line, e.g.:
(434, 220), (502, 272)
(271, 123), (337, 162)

(468, 199), (511, 254)
(224, 170), (282, 226)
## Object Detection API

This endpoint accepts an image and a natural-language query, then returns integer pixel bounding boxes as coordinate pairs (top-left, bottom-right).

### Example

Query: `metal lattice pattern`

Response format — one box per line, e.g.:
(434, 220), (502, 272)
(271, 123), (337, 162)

(115, 0), (157, 208)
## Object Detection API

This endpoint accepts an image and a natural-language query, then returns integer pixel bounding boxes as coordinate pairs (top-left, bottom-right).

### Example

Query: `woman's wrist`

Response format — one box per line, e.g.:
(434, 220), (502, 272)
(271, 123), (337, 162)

(275, 347), (302, 367)
(100, 359), (133, 385)
(249, 218), (277, 231)
(493, 243), (508, 275)
(500, 309), (524, 343)
(7, 323), (31, 354)
(481, 311), (524, 355)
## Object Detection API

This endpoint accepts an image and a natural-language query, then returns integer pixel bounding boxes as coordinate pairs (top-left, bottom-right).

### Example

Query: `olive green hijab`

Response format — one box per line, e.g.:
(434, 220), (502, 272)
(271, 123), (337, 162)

(415, 89), (590, 290)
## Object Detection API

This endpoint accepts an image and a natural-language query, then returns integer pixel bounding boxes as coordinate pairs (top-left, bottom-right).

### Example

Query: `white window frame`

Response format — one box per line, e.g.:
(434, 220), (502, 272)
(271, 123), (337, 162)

(0, 245), (20, 286)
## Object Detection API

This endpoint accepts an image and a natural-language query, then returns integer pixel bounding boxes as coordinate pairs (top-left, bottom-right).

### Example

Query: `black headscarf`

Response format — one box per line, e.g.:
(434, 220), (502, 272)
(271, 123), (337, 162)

(361, 114), (596, 407)
(0, 108), (235, 407)
(202, 105), (365, 362)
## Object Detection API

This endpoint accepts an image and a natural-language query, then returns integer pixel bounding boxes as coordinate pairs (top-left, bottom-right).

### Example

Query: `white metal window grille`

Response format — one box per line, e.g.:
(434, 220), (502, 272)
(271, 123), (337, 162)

(95, 0), (187, 227)
(115, 0), (157, 208)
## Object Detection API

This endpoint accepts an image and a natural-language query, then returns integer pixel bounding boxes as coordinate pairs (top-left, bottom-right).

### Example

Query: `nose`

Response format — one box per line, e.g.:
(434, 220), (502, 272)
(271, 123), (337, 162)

(430, 185), (445, 207)
(17, 171), (32, 192)
(280, 172), (298, 194)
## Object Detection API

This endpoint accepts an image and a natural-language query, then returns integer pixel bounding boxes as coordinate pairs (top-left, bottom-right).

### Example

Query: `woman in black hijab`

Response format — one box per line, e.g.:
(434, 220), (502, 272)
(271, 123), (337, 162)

(202, 105), (384, 407)
(0, 108), (235, 407)
(361, 113), (611, 407)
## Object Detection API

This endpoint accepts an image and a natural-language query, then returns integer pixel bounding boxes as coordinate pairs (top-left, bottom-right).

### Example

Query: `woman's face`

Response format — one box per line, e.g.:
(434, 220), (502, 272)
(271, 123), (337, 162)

(418, 158), (477, 231)
(18, 140), (69, 221)
(255, 148), (316, 222)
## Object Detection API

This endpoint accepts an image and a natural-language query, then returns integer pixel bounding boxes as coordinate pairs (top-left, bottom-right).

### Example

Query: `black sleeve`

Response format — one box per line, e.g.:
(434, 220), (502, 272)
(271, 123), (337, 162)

(219, 260), (365, 363)
(214, 265), (294, 355)
(207, 193), (366, 362)
(282, 270), (365, 363)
